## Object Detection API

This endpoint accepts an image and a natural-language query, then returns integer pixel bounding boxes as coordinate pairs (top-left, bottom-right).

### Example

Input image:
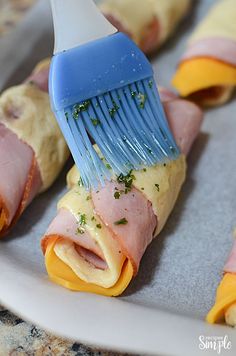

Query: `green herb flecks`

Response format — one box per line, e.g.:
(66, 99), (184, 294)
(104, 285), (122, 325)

(78, 177), (84, 187)
(91, 118), (101, 126)
(148, 80), (153, 89)
(114, 218), (128, 226)
(113, 171), (135, 200)
(155, 184), (160, 192)
(76, 213), (87, 234)
(106, 163), (112, 170)
(109, 99), (120, 118)
(143, 168), (147, 172)
(86, 196), (91, 201)
(128, 84), (137, 99)
(138, 93), (147, 109)
(77, 227), (85, 234)
(117, 170), (136, 192)
(73, 100), (90, 119)
(79, 213), (86, 226)
(114, 191), (121, 200)
(96, 224), (102, 229)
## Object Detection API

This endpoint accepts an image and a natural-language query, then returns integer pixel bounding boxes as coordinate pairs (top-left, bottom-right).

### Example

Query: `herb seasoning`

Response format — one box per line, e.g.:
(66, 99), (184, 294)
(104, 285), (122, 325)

(148, 80), (153, 89)
(114, 191), (121, 199)
(109, 99), (119, 118)
(78, 177), (84, 187)
(106, 163), (112, 170)
(91, 118), (101, 126)
(114, 218), (128, 226)
(138, 93), (147, 109)
(73, 100), (90, 119)
(79, 214), (86, 226)
(76, 213), (87, 234)
(117, 170), (135, 191)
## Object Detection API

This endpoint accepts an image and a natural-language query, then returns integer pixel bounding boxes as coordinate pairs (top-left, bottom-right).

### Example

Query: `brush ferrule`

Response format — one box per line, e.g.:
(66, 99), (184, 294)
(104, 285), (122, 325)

(49, 33), (153, 112)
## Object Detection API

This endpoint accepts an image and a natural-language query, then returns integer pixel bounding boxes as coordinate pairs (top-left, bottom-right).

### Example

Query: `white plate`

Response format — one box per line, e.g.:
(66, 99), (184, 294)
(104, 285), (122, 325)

(1, 0), (236, 355)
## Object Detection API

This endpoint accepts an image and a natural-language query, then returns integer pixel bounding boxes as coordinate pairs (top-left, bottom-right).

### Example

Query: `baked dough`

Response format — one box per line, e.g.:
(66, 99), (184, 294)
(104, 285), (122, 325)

(0, 83), (69, 191)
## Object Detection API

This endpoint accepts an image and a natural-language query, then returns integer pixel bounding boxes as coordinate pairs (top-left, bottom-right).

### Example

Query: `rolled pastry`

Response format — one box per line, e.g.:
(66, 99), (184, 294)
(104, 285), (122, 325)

(41, 90), (203, 296)
(0, 59), (69, 236)
(172, 0), (236, 106)
(100, 0), (190, 54)
(207, 235), (236, 326)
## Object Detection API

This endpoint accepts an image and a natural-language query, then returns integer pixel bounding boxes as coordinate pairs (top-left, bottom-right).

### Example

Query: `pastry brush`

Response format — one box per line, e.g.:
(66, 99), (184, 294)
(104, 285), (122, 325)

(49, 0), (180, 189)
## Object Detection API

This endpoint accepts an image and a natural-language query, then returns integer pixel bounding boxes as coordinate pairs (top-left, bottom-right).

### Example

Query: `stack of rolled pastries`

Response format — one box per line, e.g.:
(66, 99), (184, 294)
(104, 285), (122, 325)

(1, 0), (236, 327)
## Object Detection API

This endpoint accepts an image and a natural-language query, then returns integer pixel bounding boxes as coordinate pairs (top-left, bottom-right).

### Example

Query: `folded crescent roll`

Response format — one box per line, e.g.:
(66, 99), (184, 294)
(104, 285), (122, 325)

(207, 234), (236, 326)
(41, 91), (203, 296)
(100, 0), (190, 54)
(0, 59), (69, 236)
(172, 0), (236, 106)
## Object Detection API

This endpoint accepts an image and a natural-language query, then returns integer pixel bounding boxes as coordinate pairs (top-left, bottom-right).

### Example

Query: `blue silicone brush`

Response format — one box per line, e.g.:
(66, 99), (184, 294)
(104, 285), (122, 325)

(49, 0), (180, 189)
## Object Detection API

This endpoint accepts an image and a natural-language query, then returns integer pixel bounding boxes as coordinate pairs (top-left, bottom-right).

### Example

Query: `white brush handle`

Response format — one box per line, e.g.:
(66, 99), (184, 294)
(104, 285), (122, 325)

(50, 0), (117, 54)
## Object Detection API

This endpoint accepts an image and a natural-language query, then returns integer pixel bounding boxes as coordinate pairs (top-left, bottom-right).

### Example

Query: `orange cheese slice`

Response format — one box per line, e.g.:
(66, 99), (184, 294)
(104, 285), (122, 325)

(206, 273), (236, 324)
(172, 58), (236, 97)
(45, 237), (134, 297)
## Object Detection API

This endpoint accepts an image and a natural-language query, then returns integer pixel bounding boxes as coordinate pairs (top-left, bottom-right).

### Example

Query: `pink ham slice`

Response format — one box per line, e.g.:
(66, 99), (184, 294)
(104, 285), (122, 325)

(224, 239), (236, 274)
(44, 208), (108, 270)
(26, 67), (49, 93)
(43, 95), (203, 271)
(181, 38), (236, 67)
(92, 183), (156, 274)
(163, 98), (203, 155)
(0, 123), (42, 236)
(0, 64), (48, 236)
(0, 123), (33, 224)
(159, 87), (178, 102)
(46, 208), (105, 260)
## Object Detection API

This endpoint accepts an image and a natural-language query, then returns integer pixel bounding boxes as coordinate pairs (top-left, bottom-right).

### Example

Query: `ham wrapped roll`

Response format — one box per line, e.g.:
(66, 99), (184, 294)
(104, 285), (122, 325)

(0, 59), (69, 236)
(172, 0), (236, 106)
(41, 90), (203, 296)
(100, 0), (190, 54)
(207, 233), (236, 326)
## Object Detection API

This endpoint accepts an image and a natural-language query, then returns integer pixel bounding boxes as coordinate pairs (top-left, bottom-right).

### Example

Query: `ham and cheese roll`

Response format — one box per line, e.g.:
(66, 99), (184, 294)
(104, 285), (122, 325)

(41, 91), (203, 296)
(0, 59), (69, 236)
(207, 233), (236, 326)
(172, 0), (236, 106)
(100, 0), (190, 54)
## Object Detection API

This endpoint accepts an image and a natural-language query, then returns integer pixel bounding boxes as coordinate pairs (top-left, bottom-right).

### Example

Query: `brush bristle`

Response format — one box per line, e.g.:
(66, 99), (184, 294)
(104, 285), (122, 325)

(57, 77), (180, 189)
